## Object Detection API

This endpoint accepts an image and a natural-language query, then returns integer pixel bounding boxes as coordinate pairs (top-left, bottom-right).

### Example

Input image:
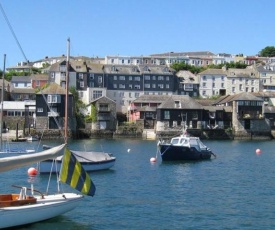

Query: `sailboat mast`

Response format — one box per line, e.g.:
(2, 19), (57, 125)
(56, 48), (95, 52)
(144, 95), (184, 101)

(0, 54), (6, 150)
(65, 38), (70, 144)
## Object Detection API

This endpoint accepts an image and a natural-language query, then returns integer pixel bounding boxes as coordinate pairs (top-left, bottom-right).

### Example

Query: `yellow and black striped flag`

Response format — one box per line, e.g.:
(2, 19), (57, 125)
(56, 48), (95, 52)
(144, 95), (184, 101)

(59, 147), (96, 196)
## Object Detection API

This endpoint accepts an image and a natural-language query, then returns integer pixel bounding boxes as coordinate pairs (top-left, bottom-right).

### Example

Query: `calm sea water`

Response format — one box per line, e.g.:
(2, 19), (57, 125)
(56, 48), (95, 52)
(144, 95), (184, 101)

(1, 138), (275, 230)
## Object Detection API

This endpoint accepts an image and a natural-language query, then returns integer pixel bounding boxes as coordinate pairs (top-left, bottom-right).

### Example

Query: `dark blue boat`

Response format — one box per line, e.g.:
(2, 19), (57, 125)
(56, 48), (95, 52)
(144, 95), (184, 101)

(158, 133), (215, 161)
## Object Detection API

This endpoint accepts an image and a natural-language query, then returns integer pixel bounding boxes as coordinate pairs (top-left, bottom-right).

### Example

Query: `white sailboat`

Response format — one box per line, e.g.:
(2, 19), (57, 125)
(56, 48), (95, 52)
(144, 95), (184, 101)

(0, 143), (96, 229)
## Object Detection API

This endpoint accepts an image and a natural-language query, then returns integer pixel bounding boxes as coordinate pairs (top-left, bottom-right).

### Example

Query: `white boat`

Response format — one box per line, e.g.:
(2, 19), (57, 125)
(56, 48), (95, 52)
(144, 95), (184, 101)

(0, 144), (96, 229)
(27, 135), (39, 142)
(39, 149), (116, 173)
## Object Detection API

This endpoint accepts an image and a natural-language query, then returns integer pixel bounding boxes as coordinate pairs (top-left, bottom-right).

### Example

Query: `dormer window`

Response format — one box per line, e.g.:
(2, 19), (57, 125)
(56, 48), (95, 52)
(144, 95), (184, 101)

(175, 100), (181, 108)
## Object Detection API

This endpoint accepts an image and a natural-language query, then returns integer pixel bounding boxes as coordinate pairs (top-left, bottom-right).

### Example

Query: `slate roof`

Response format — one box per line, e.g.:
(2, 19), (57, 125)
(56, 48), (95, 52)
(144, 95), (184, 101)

(10, 88), (35, 94)
(37, 83), (69, 95)
(158, 95), (203, 109)
(30, 74), (49, 80)
(132, 95), (170, 103)
(214, 92), (263, 104)
(176, 70), (199, 83)
(87, 63), (104, 73)
(198, 68), (226, 75)
(103, 64), (141, 75)
(11, 76), (31, 83)
(150, 51), (214, 57)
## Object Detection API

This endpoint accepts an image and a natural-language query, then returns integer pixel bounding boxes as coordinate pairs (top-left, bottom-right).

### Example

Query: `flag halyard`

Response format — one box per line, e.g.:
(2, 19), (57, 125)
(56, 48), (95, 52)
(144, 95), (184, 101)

(60, 148), (96, 196)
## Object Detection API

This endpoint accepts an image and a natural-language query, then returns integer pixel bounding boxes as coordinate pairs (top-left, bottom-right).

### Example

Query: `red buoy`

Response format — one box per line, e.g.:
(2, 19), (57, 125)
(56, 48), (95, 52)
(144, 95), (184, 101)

(28, 167), (38, 176)
(150, 157), (157, 163)
(256, 149), (261, 155)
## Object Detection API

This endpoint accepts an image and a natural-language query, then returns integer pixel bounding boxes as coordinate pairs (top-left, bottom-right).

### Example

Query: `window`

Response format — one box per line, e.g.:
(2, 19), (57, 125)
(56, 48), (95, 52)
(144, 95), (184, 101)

(152, 84), (156, 88)
(202, 90), (206, 95)
(203, 82), (206, 87)
(59, 65), (66, 72)
(80, 81), (84, 88)
(37, 108), (43, 112)
(213, 83), (215, 87)
(90, 73), (94, 79)
(36, 80), (40, 86)
(164, 111), (170, 119)
(152, 76), (156, 80)
(129, 84), (132, 89)
(78, 91), (83, 98)
(129, 76), (132, 81)
(134, 85), (140, 89)
(144, 75), (150, 80)
(158, 76), (164, 80)
(145, 84), (150, 88)
(135, 93), (139, 97)
(232, 79), (235, 84)
(203, 76), (206, 80)
(221, 83), (224, 88)
(47, 95), (60, 103)
(158, 84), (164, 89)
(119, 76), (125, 80)
(98, 76), (102, 83)
(113, 84), (117, 88)
(119, 84), (126, 88)
(166, 76), (170, 81)
(134, 76), (140, 81)
(232, 87), (235, 93)
(114, 75), (117, 80)
(93, 90), (102, 99)
(51, 72), (55, 78)
(79, 73), (83, 79)
(166, 84), (170, 89)
(239, 84), (243, 91)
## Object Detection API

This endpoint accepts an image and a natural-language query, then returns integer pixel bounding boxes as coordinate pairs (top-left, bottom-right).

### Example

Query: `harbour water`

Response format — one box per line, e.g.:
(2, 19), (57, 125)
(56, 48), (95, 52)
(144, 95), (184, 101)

(1, 138), (275, 229)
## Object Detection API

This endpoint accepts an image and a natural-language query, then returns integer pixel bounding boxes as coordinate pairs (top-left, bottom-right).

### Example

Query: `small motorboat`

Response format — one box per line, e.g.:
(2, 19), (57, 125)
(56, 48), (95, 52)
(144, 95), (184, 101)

(39, 148), (116, 173)
(158, 132), (216, 161)
(27, 136), (39, 142)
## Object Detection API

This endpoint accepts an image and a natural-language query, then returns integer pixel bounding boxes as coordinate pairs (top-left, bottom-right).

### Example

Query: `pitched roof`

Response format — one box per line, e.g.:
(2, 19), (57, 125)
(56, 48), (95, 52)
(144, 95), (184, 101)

(37, 83), (68, 95)
(158, 95), (203, 109)
(198, 68), (226, 75)
(132, 95), (170, 103)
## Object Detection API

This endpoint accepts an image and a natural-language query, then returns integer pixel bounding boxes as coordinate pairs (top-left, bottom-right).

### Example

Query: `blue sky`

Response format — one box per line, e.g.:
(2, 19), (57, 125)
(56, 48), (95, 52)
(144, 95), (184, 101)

(0, 0), (275, 68)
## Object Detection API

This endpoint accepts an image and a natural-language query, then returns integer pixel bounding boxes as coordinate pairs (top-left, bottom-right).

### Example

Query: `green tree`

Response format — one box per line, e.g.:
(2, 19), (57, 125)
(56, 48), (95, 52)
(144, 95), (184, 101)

(69, 86), (86, 128)
(259, 46), (275, 57)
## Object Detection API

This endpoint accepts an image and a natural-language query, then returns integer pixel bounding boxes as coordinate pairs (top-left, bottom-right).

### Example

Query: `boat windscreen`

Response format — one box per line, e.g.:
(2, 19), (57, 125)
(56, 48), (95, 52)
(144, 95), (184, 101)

(171, 138), (180, 145)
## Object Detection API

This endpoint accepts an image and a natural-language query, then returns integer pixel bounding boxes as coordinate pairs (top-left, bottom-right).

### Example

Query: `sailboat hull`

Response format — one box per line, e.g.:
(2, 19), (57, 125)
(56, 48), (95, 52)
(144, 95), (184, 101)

(0, 193), (83, 228)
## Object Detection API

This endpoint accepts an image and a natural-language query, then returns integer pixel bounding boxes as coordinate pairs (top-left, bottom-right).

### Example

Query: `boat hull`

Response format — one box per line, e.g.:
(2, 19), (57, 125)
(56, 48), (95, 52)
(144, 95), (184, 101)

(159, 144), (212, 161)
(0, 193), (83, 229)
(39, 158), (116, 173)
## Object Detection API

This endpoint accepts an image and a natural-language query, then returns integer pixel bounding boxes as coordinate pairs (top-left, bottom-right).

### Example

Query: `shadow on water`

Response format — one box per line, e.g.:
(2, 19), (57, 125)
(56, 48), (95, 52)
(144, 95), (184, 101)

(14, 215), (91, 230)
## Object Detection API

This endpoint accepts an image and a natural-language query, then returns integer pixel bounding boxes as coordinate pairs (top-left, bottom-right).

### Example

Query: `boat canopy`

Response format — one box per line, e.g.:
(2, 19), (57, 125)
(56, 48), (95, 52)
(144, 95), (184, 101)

(0, 144), (65, 173)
